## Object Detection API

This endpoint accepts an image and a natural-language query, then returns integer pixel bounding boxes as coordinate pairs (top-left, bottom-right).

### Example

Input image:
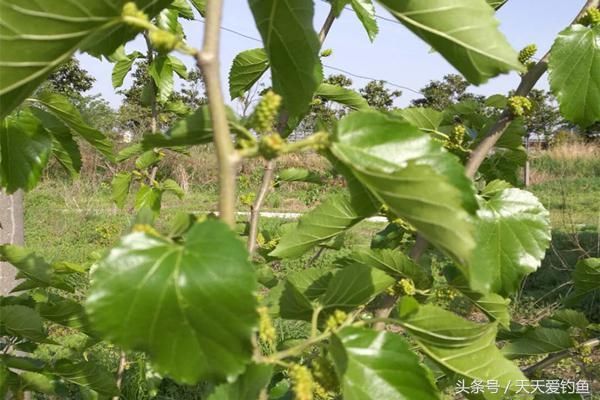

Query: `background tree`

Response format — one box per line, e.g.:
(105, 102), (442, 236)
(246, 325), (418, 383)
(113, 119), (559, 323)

(412, 74), (484, 110)
(360, 79), (402, 110)
(45, 58), (96, 99)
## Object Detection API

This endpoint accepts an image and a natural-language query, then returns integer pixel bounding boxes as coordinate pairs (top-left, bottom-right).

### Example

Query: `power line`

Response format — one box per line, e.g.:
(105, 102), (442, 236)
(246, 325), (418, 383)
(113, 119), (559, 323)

(190, 19), (423, 96)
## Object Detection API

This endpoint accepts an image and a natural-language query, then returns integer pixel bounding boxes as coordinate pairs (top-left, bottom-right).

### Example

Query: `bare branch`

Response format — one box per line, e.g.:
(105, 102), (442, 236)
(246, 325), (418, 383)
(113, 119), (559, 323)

(522, 337), (599, 377)
(195, 0), (237, 227)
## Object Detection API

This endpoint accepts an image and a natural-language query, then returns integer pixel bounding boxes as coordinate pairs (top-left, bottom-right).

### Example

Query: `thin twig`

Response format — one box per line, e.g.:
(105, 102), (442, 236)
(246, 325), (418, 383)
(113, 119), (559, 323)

(112, 351), (127, 400)
(522, 337), (599, 377)
(374, 0), (599, 330)
(246, 5), (337, 252)
(195, 0), (238, 227)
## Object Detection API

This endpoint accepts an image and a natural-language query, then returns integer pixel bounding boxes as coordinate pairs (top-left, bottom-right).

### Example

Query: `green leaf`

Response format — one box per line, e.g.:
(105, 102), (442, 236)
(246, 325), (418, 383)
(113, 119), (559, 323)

(161, 179), (185, 199)
(207, 363), (273, 400)
(330, 327), (440, 400)
(565, 258), (600, 306)
(149, 55), (174, 104)
(486, 0), (507, 10)
(0, 355), (45, 372)
(395, 107), (444, 135)
(349, 0), (379, 42)
(376, 0), (523, 84)
(0, 305), (49, 343)
(30, 107), (82, 178)
(469, 187), (551, 296)
(270, 191), (378, 259)
(320, 263), (395, 311)
(0, 245), (72, 292)
(229, 48), (269, 100)
(86, 220), (259, 384)
(445, 267), (510, 327)
(52, 360), (118, 397)
(331, 111), (476, 263)
(111, 172), (133, 209)
(113, 51), (144, 88)
(169, 55), (188, 79)
(32, 92), (114, 161)
(276, 168), (322, 184)
(502, 327), (574, 358)
(189, 0), (206, 16)
(485, 94), (508, 108)
(136, 150), (161, 170)
(248, 0), (323, 121)
(348, 248), (432, 289)
(141, 106), (213, 149)
(0, 0), (171, 118)
(134, 184), (163, 215)
(37, 298), (94, 336)
(0, 112), (52, 193)
(315, 83), (370, 111)
(170, 0), (195, 20)
(548, 25), (600, 128)
(116, 143), (145, 162)
(397, 299), (526, 392)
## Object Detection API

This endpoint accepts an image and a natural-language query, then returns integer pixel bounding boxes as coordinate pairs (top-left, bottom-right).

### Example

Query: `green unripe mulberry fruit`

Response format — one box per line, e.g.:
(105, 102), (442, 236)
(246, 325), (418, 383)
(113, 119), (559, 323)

(507, 96), (533, 117)
(149, 30), (179, 53)
(251, 90), (282, 134)
(518, 44), (537, 65)
(580, 7), (600, 26)
(259, 133), (284, 160)
(289, 364), (314, 400)
(320, 48), (333, 57)
(122, 2), (149, 28)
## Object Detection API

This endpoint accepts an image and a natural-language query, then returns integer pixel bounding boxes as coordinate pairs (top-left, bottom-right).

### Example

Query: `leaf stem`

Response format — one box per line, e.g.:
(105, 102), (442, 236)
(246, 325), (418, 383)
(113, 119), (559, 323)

(195, 0), (238, 228)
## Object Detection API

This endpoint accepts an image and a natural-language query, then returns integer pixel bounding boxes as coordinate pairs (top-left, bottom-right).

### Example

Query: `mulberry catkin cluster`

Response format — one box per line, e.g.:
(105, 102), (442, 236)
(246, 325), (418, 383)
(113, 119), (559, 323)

(580, 7), (600, 26)
(289, 364), (314, 400)
(507, 96), (533, 117)
(252, 90), (282, 134)
(518, 44), (537, 65)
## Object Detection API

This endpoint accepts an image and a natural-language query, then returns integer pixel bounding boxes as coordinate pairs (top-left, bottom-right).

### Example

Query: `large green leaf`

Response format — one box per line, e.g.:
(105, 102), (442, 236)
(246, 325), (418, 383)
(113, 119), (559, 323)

(0, 112), (52, 193)
(330, 327), (440, 400)
(395, 107), (444, 135)
(270, 191), (378, 259)
(113, 51), (144, 88)
(37, 298), (94, 336)
(248, 0), (323, 122)
(0, 0), (171, 118)
(502, 327), (574, 359)
(319, 263), (395, 311)
(468, 187), (551, 296)
(134, 184), (163, 215)
(376, 0), (523, 84)
(207, 363), (273, 400)
(548, 25), (600, 128)
(330, 111), (476, 263)
(86, 220), (258, 384)
(348, 248), (433, 289)
(277, 168), (322, 184)
(315, 83), (370, 111)
(397, 299), (526, 392)
(229, 48), (269, 100)
(565, 258), (600, 306)
(31, 93), (113, 161)
(0, 305), (49, 343)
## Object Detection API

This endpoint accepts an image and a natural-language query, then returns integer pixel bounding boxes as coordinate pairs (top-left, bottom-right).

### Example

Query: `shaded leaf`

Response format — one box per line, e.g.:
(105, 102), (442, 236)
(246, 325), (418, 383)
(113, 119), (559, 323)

(0, 305), (50, 343)
(207, 363), (273, 400)
(134, 184), (163, 215)
(111, 172), (133, 209)
(502, 327), (574, 358)
(277, 168), (322, 184)
(315, 83), (370, 111)
(149, 56), (174, 104)
(565, 258), (600, 306)
(113, 51), (144, 88)
(52, 360), (118, 397)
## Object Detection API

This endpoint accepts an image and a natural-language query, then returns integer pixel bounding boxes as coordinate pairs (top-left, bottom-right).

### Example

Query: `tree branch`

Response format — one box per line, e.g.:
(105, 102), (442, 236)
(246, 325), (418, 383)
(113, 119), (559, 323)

(247, 5), (337, 253)
(522, 337), (599, 377)
(195, 0), (237, 227)
(374, 0), (599, 329)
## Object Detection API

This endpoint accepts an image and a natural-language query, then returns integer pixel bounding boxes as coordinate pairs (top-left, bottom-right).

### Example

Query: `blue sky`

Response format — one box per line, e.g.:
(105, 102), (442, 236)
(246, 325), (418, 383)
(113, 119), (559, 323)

(79, 0), (582, 110)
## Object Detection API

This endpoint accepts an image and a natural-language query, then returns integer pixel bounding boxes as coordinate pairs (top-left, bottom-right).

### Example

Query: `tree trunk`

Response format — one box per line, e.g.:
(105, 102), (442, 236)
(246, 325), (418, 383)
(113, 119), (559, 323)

(0, 190), (25, 295)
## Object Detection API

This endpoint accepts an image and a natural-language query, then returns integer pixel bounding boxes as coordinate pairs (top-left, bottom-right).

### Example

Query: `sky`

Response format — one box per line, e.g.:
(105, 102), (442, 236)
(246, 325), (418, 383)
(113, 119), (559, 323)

(78, 0), (583, 110)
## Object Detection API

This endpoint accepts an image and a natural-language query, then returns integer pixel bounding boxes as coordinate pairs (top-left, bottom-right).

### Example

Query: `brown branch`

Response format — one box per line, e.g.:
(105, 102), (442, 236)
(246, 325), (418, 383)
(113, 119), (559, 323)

(112, 351), (127, 400)
(522, 337), (599, 377)
(195, 0), (237, 227)
(374, 0), (599, 329)
(246, 5), (337, 253)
